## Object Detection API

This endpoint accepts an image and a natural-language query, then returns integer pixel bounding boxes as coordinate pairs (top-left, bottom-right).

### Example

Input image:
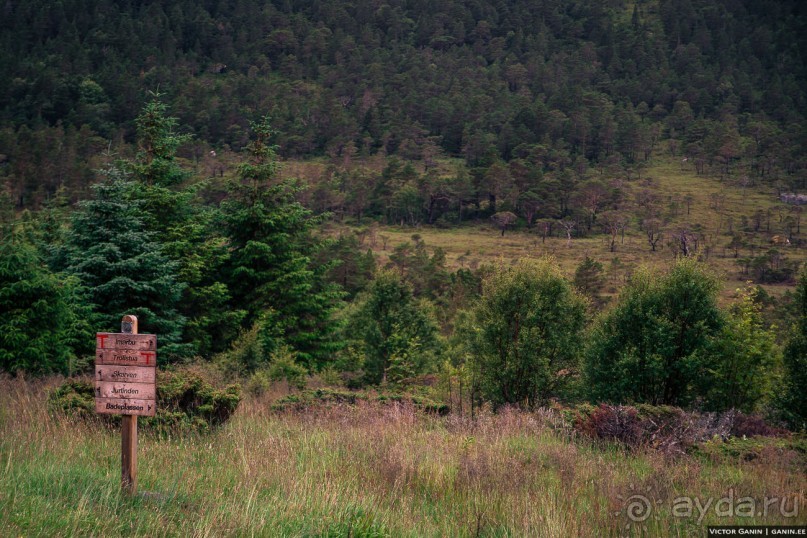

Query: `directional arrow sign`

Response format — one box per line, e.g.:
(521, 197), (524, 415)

(95, 398), (156, 417)
(95, 381), (156, 400)
(96, 333), (156, 351)
(95, 328), (158, 418)
(95, 365), (156, 384)
(96, 349), (157, 366)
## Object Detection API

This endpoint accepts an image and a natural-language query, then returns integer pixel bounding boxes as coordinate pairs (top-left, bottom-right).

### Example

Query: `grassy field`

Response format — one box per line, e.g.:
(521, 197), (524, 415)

(1, 376), (804, 537)
(341, 157), (805, 303)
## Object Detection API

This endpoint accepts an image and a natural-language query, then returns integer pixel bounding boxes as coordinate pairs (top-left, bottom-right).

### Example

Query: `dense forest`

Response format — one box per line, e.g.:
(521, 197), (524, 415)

(1, 0), (806, 430)
(1, 0), (806, 209)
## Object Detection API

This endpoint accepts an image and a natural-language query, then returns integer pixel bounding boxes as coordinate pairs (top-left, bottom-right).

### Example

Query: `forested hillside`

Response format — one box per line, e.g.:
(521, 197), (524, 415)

(1, 0), (805, 209)
(1, 0), (806, 427)
(2, 4), (807, 534)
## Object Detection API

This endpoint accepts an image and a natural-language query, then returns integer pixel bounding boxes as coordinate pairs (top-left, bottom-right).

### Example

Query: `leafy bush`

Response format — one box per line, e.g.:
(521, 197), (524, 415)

(245, 369), (272, 397)
(246, 346), (309, 396)
(585, 259), (724, 406)
(48, 367), (241, 433)
(48, 379), (96, 419)
(316, 366), (343, 387)
(345, 270), (441, 386)
(266, 346), (308, 390)
(217, 322), (267, 376)
(695, 437), (806, 470)
(461, 258), (587, 409)
(271, 388), (449, 415)
(156, 369), (241, 432)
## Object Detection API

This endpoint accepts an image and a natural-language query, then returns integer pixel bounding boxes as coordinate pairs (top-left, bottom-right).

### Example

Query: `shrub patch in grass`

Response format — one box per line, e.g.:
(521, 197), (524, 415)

(271, 388), (449, 415)
(47, 368), (241, 433)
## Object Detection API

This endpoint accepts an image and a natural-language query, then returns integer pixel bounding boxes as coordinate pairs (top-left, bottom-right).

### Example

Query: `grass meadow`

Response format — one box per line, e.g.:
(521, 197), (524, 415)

(326, 156), (806, 303)
(1, 376), (804, 537)
(3, 155), (804, 536)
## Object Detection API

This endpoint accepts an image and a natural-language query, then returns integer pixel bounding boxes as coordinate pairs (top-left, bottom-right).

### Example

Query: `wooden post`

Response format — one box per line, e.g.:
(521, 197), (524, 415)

(121, 315), (138, 495)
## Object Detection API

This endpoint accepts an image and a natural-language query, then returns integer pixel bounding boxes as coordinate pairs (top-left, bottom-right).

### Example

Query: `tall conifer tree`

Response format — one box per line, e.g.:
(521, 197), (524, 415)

(0, 231), (89, 375)
(221, 118), (343, 369)
(63, 167), (188, 361)
(127, 97), (242, 357)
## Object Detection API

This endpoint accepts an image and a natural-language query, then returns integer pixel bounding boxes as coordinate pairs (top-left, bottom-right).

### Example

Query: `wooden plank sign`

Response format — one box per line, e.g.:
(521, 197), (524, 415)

(95, 398), (156, 417)
(96, 333), (156, 351)
(95, 381), (156, 400)
(95, 365), (156, 384)
(96, 349), (157, 366)
(95, 328), (157, 418)
(97, 315), (155, 496)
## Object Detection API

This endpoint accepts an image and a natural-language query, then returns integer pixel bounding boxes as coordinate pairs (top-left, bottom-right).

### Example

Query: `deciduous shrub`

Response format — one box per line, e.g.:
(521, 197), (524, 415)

(461, 258), (587, 409)
(584, 259), (724, 407)
(271, 388), (449, 415)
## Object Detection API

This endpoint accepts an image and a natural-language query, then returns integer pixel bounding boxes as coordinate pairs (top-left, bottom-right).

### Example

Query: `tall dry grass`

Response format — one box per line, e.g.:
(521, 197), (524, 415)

(1, 375), (804, 537)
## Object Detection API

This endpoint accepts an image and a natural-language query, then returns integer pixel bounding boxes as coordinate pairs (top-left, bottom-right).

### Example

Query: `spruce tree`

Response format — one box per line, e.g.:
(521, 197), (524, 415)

(221, 118), (343, 369)
(124, 97), (243, 358)
(63, 167), (188, 361)
(0, 231), (89, 375)
(129, 93), (191, 188)
(123, 95), (195, 246)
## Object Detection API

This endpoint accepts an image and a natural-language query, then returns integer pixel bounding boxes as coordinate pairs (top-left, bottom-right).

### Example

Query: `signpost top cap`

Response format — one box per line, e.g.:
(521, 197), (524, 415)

(121, 315), (138, 335)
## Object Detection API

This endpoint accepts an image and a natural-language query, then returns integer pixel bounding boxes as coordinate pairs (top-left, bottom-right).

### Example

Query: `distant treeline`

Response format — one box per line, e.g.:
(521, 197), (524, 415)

(1, 102), (805, 431)
(1, 0), (805, 208)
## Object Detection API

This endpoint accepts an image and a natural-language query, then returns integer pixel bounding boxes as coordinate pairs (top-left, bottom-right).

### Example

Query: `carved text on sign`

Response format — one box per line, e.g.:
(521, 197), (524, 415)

(95, 365), (156, 384)
(95, 398), (155, 417)
(95, 381), (156, 400)
(96, 349), (157, 366)
(96, 333), (156, 351)
(95, 331), (157, 417)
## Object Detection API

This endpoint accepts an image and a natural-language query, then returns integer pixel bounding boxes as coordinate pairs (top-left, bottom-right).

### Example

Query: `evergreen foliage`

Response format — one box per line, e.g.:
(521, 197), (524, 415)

(0, 6), (803, 433)
(221, 118), (343, 369)
(316, 232), (376, 299)
(780, 269), (807, 430)
(130, 94), (191, 188)
(62, 169), (188, 361)
(0, 231), (89, 375)
(2, 0), (805, 210)
(573, 256), (607, 309)
(700, 287), (779, 413)
(265, 346), (308, 391)
(127, 98), (243, 358)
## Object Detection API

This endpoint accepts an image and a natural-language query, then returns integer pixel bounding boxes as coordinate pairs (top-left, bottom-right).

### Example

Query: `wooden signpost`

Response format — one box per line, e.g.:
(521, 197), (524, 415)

(95, 315), (157, 495)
